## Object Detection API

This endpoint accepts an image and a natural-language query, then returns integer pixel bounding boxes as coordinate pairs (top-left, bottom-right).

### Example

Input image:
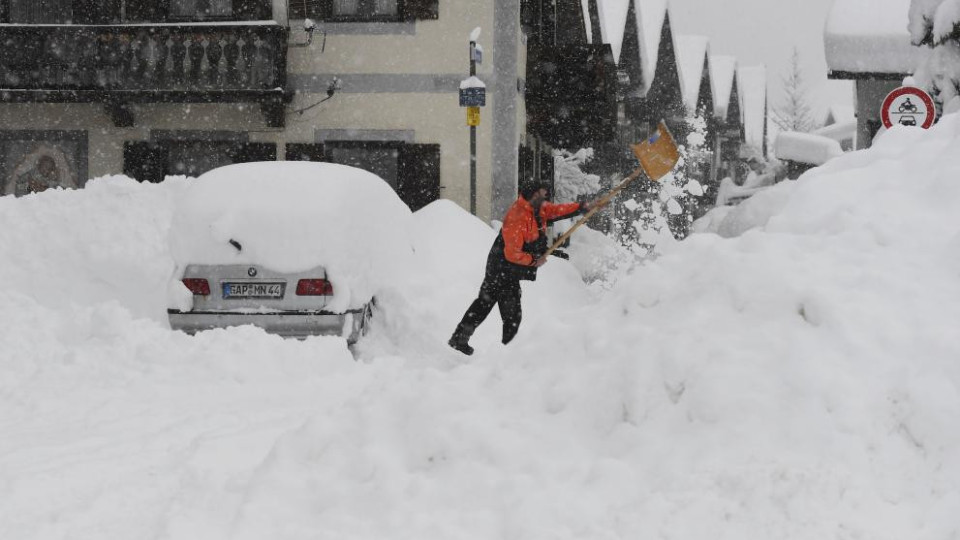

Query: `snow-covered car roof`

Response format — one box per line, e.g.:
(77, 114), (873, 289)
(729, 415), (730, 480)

(169, 161), (415, 311)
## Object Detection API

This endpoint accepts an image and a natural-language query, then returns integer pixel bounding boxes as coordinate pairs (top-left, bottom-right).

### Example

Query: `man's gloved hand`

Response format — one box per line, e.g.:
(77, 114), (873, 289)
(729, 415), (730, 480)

(532, 256), (548, 268)
(579, 196), (601, 213)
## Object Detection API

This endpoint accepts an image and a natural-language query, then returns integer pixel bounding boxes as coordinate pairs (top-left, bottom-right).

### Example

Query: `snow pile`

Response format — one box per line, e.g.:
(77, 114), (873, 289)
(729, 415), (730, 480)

(825, 0), (924, 74)
(4, 113), (960, 539)
(169, 161), (415, 312)
(0, 175), (186, 322)
(774, 131), (844, 165)
(813, 117), (857, 145)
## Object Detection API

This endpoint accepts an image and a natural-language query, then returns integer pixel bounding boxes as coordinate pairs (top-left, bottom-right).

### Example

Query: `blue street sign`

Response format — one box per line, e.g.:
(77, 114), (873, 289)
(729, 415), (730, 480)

(459, 87), (486, 107)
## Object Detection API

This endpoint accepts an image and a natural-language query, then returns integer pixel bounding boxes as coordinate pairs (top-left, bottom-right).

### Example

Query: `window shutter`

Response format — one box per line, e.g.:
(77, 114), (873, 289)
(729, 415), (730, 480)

(125, 0), (168, 22)
(231, 142), (277, 163)
(73, 0), (121, 23)
(289, 0), (331, 19)
(397, 143), (440, 212)
(539, 149), (555, 195)
(123, 142), (168, 183)
(285, 143), (327, 161)
(402, 0), (438, 20)
(518, 144), (535, 194)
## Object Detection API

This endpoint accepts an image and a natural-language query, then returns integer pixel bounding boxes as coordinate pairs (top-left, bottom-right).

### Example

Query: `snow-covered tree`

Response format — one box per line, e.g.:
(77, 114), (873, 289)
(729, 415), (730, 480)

(910, 0), (960, 114)
(772, 48), (819, 133)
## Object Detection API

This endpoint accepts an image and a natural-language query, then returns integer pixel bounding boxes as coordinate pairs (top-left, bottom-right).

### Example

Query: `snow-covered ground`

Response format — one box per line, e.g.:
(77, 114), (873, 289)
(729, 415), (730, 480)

(3, 115), (960, 539)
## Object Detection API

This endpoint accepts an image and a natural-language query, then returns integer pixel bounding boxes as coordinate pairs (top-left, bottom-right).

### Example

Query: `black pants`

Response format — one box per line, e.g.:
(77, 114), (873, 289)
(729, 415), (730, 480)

(452, 274), (522, 345)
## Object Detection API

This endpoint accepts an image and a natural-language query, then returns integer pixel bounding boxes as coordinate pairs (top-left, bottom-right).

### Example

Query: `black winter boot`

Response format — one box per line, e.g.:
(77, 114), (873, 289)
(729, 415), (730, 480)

(448, 334), (474, 356)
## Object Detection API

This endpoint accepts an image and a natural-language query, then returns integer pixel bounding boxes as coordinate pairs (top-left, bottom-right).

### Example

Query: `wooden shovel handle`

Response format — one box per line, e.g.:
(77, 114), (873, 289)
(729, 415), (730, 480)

(540, 165), (650, 260)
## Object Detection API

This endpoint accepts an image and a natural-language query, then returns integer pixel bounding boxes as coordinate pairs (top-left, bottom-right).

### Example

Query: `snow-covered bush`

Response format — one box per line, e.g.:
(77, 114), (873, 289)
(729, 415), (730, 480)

(911, 0), (960, 112)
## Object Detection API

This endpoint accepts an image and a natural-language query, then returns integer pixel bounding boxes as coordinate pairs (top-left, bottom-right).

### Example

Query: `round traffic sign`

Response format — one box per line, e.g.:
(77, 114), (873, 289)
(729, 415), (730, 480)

(881, 86), (935, 129)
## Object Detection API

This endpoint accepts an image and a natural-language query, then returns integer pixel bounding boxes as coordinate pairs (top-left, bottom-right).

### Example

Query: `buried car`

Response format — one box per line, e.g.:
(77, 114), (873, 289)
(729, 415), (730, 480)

(167, 161), (415, 343)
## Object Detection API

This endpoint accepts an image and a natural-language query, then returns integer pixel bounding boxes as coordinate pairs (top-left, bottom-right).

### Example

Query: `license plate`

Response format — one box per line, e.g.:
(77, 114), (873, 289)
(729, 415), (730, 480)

(222, 282), (286, 299)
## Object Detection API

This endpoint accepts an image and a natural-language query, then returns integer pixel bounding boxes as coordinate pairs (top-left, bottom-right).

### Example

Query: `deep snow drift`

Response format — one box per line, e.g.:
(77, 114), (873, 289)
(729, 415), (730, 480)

(2, 116), (960, 539)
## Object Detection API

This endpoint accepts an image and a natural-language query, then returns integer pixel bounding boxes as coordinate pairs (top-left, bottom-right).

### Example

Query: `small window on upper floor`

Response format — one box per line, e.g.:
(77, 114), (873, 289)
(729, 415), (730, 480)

(169, 0), (234, 20)
(288, 0), (437, 22)
(8, 0), (72, 23)
(331, 0), (397, 20)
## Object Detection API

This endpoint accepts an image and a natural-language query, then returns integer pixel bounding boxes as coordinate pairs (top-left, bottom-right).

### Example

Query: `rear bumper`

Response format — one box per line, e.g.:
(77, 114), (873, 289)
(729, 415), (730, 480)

(167, 308), (365, 341)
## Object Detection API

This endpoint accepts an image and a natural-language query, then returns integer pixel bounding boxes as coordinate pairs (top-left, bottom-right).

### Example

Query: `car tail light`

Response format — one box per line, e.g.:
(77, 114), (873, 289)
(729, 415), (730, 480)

(182, 278), (211, 296)
(296, 279), (333, 296)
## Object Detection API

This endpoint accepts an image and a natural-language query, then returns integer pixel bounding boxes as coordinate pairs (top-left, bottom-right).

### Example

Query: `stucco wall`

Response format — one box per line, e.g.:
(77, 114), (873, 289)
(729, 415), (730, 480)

(0, 0), (521, 223)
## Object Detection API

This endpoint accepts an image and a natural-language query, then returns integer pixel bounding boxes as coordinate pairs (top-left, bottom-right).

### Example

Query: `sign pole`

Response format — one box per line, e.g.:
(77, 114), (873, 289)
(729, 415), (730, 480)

(469, 39), (477, 216)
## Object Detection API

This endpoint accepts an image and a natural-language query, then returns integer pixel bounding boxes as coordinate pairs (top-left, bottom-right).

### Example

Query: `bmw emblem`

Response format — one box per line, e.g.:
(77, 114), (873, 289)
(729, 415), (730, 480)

(248, 267), (258, 277)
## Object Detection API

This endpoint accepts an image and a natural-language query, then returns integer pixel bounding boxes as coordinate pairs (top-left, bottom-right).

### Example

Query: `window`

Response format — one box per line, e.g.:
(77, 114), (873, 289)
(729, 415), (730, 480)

(332, 0), (397, 19)
(8, 0), (71, 23)
(289, 0), (438, 21)
(326, 141), (400, 188)
(169, 0), (234, 20)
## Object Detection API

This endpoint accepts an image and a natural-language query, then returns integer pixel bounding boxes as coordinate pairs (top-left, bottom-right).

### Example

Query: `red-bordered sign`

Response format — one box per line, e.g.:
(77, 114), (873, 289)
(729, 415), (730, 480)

(881, 86), (935, 129)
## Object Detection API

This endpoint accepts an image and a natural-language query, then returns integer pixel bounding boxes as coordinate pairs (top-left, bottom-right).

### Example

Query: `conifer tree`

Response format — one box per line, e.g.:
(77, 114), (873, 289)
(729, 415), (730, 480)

(772, 48), (818, 133)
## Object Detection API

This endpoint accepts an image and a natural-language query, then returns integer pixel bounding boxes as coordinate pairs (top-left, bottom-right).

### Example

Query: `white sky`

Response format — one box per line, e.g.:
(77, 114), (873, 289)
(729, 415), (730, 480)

(668, 0), (855, 125)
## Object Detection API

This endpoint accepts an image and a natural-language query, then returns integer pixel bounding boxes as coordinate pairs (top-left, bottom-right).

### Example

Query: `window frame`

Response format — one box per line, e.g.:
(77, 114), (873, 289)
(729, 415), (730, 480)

(327, 0), (401, 22)
(323, 140), (403, 188)
(0, 0), (271, 24)
(166, 0), (237, 22)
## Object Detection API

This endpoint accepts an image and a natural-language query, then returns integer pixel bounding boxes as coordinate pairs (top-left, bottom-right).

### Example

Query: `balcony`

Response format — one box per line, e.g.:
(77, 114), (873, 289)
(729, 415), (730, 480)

(525, 44), (618, 149)
(0, 22), (289, 126)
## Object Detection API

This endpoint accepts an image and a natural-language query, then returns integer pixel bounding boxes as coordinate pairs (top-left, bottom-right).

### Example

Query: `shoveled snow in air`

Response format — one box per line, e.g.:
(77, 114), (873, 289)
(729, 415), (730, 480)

(3, 115), (960, 539)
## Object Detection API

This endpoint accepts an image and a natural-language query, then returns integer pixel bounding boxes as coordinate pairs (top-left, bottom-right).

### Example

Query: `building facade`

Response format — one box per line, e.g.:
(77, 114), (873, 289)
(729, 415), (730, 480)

(0, 0), (542, 222)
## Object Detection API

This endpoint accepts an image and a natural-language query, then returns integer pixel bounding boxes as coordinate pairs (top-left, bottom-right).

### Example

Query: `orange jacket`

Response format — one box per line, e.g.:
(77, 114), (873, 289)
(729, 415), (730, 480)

(501, 196), (582, 266)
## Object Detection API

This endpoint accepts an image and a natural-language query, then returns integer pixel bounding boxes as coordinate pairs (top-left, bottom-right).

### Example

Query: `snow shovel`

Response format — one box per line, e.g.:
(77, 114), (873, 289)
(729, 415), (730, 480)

(540, 121), (681, 260)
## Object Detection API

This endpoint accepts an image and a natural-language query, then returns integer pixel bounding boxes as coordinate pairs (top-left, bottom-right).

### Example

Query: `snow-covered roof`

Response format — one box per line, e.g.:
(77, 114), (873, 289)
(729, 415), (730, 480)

(824, 0), (924, 75)
(595, 0), (631, 64)
(637, 0), (669, 93)
(710, 55), (737, 121)
(675, 35), (710, 111)
(774, 131), (844, 165)
(824, 104), (856, 125)
(813, 118), (857, 144)
(738, 65), (767, 150)
(596, 0), (669, 93)
(581, 0), (594, 44)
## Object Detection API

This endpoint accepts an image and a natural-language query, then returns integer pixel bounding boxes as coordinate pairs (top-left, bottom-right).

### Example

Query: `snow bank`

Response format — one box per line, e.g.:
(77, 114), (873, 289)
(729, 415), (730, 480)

(774, 131), (844, 165)
(4, 113), (960, 539)
(169, 161), (415, 311)
(813, 117), (857, 144)
(0, 175), (186, 322)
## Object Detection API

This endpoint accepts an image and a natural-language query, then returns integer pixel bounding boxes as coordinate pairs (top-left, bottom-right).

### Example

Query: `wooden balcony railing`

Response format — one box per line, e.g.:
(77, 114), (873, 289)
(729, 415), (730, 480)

(0, 23), (289, 124)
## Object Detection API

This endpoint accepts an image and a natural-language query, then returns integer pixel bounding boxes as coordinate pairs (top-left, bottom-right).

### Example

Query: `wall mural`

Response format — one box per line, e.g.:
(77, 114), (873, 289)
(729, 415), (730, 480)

(0, 132), (86, 197)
